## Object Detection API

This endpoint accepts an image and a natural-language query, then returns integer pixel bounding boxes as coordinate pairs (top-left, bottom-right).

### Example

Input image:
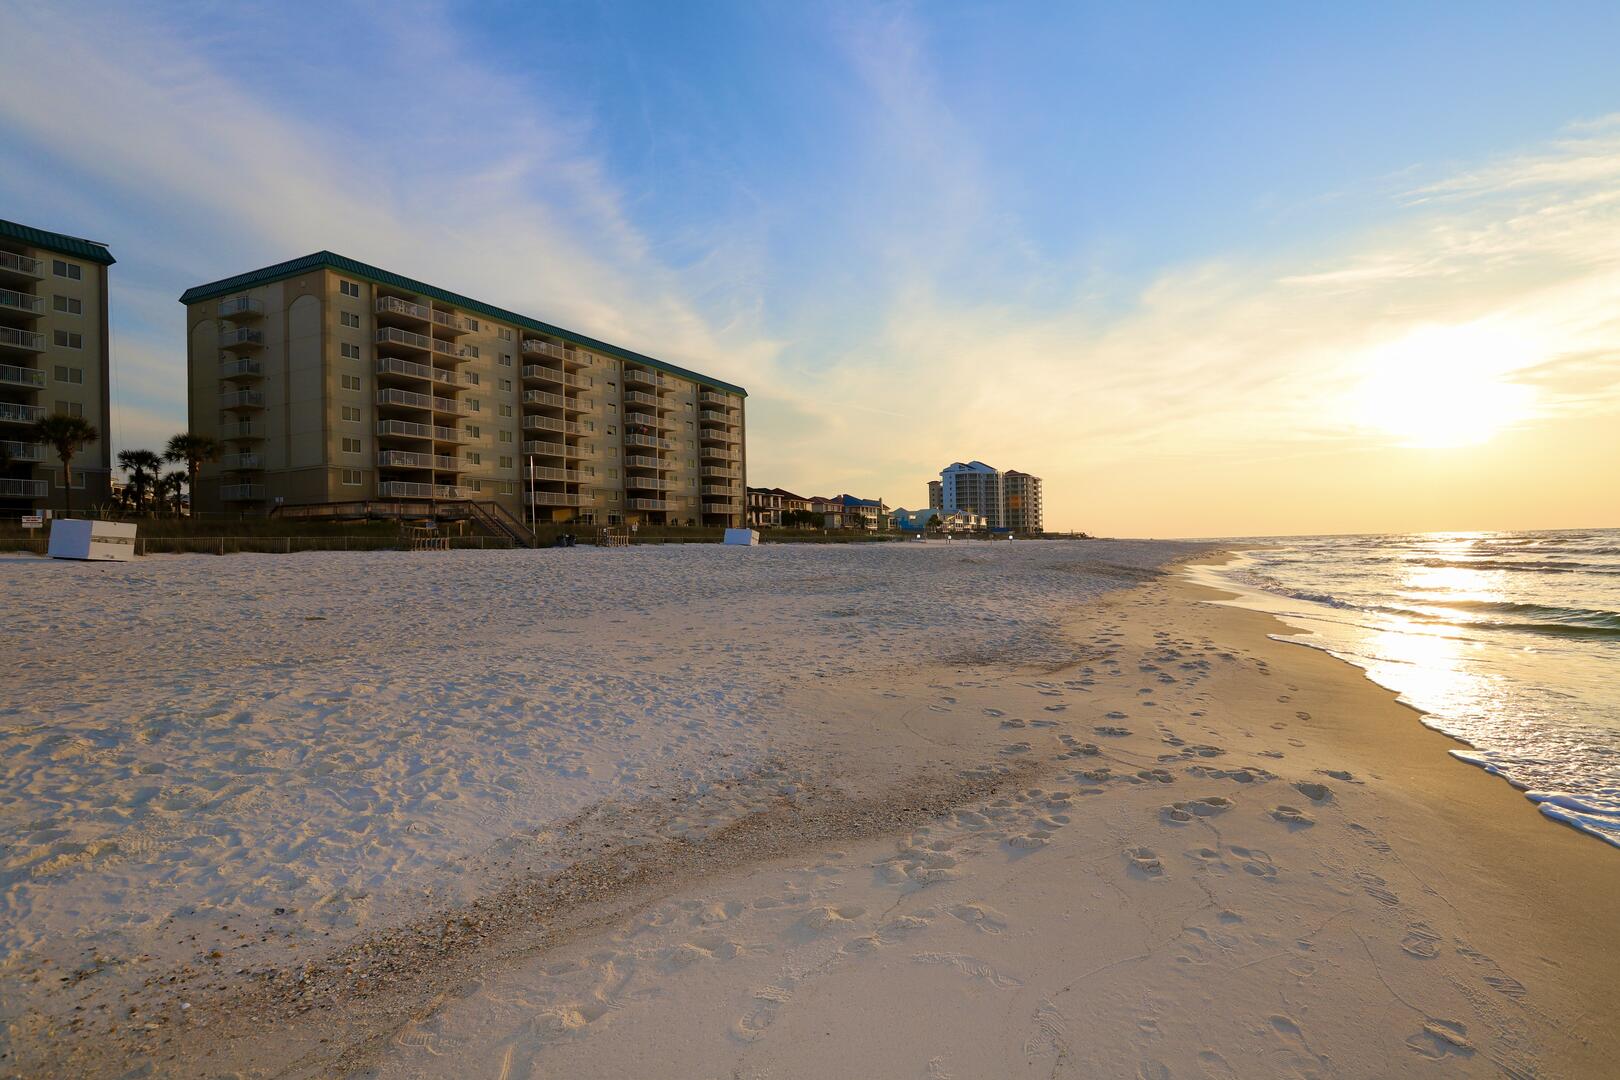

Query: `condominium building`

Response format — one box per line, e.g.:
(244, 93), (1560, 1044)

(938, 461), (1002, 529)
(180, 252), (746, 527)
(0, 219), (115, 511)
(927, 479), (942, 510)
(1002, 469), (1044, 533)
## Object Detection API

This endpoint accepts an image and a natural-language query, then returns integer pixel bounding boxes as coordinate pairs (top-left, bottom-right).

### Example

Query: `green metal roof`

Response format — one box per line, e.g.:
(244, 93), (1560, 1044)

(179, 250), (746, 396)
(0, 218), (116, 265)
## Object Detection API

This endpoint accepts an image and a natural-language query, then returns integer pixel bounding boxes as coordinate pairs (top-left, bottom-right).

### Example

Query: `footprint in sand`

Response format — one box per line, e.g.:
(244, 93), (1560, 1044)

(1293, 781), (1332, 802)
(1406, 1020), (1474, 1060)
(1230, 846), (1277, 880)
(1400, 923), (1442, 958)
(1096, 725), (1131, 737)
(949, 903), (1010, 934)
(1125, 847), (1165, 877)
(1270, 805), (1314, 827)
(732, 985), (793, 1042)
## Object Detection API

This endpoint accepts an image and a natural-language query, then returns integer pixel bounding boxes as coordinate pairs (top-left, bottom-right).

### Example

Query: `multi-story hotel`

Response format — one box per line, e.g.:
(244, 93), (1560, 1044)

(180, 252), (745, 528)
(1, 219), (115, 511)
(1002, 469), (1044, 533)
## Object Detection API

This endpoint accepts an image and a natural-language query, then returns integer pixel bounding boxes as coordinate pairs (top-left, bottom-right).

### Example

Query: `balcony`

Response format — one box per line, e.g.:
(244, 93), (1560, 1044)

(431, 309), (468, 335)
(521, 339), (593, 367)
(626, 475), (672, 491)
(702, 465), (741, 479)
(521, 364), (591, 389)
(1, 440), (44, 462)
(624, 432), (671, 450)
(522, 415), (580, 435)
(377, 481), (467, 500)
(376, 388), (465, 415)
(0, 251), (45, 281)
(701, 484), (737, 496)
(623, 454), (663, 470)
(376, 326), (433, 352)
(700, 390), (733, 407)
(0, 401), (47, 425)
(220, 484), (266, 502)
(378, 450), (458, 470)
(700, 446), (740, 462)
(217, 296), (264, 320)
(219, 357), (263, 380)
(376, 356), (464, 390)
(221, 452), (261, 470)
(523, 389), (569, 409)
(375, 295), (431, 323)
(0, 289), (44, 318)
(528, 491), (591, 507)
(219, 327), (264, 350)
(221, 420), (262, 440)
(0, 363), (46, 389)
(627, 498), (667, 511)
(377, 419), (462, 442)
(623, 367), (666, 388)
(219, 389), (265, 410)
(702, 503), (736, 516)
(430, 338), (474, 361)
(623, 389), (661, 408)
(0, 477), (48, 498)
(522, 465), (588, 482)
(0, 326), (46, 353)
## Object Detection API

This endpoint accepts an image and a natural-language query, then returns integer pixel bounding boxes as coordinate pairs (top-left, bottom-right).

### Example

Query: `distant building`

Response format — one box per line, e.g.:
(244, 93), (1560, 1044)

(890, 507), (984, 533)
(927, 479), (942, 509)
(746, 485), (782, 527)
(1, 218), (116, 512)
(1002, 470), (1044, 533)
(939, 461), (1002, 529)
(809, 493), (886, 530)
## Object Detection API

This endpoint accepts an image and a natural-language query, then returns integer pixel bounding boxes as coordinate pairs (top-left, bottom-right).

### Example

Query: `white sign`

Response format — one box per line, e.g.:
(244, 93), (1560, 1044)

(47, 518), (139, 562)
(21, 515), (42, 530)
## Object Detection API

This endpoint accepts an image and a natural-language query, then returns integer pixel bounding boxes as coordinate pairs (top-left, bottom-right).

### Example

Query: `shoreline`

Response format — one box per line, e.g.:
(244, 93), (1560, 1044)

(7, 546), (1616, 1077)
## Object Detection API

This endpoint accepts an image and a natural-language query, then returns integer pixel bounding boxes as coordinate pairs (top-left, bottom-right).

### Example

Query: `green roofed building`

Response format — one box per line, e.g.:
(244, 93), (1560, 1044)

(179, 252), (745, 528)
(0, 219), (116, 513)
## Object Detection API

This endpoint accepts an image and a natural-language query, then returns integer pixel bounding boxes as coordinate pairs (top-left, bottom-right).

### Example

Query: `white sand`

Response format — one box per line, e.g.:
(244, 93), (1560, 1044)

(6, 542), (1614, 1078)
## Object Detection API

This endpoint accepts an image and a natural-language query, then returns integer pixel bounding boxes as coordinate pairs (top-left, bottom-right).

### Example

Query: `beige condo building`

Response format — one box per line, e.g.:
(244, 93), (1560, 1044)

(1002, 469), (1044, 533)
(1, 219), (115, 511)
(180, 252), (745, 528)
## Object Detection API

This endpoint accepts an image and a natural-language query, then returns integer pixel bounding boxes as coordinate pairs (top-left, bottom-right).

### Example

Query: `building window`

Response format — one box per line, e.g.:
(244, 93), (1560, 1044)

(467, 398), (481, 412)
(466, 425), (481, 438)
(499, 455), (513, 469)
(498, 481), (516, 495)
(498, 430), (513, 443)
(610, 492), (620, 503)
(341, 437), (362, 454)
(53, 295), (82, 315)
(340, 342), (361, 360)
(608, 468), (619, 479)
(339, 280), (360, 298)
(53, 469), (86, 489)
(498, 404), (512, 418)
(341, 374), (362, 391)
(462, 344), (480, 358)
(342, 406), (361, 422)
(498, 327), (513, 341)
(54, 365), (84, 384)
(499, 353), (512, 367)
(464, 317), (479, 332)
(464, 371), (480, 385)
(340, 311), (360, 328)
(467, 479), (482, 492)
(55, 400), (84, 417)
(467, 451), (482, 465)
(53, 330), (83, 349)
(498, 378), (512, 392)
(341, 468), (362, 486)
(52, 260), (82, 281)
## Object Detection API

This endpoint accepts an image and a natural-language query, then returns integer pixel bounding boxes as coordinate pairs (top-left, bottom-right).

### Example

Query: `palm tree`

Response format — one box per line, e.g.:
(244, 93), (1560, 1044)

(164, 433), (221, 517)
(30, 414), (99, 518)
(117, 449), (163, 512)
(157, 471), (187, 515)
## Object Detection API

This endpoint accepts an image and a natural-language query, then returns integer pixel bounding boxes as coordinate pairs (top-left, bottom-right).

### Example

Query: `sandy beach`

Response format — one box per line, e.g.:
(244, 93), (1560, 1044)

(3, 542), (1616, 1078)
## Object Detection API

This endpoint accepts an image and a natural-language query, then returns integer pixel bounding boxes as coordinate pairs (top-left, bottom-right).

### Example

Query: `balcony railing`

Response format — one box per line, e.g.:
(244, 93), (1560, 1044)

(219, 357), (263, 379)
(700, 390), (733, 406)
(376, 326), (432, 351)
(0, 251), (45, 279)
(702, 503), (737, 515)
(0, 326), (46, 353)
(624, 432), (671, 450)
(0, 401), (47, 424)
(430, 310), (466, 334)
(522, 389), (568, 409)
(623, 367), (667, 387)
(219, 327), (264, 349)
(702, 465), (741, 479)
(375, 388), (464, 414)
(221, 452), (261, 470)
(430, 338), (474, 360)
(377, 419), (462, 441)
(623, 454), (663, 470)
(528, 491), (592, 507)
(522, 415), (580, 435)
(626, 475), (672, 491)
(217, 296), (264, 320)
(521, 364), (591, 389)
(521, 440), (593, 458)
(378, 450), (458, 470)
(219, 389), (265, 409)
(623, 389), (660, 407)
(376, 356), (462, 389)
(377, 481), (467, 499)
(0, 289), (45, 316)
(701, 447), (740, 461)
(220, 484), (266, 501)
(701, 484), (737, 496)
(699, 410), (735, 425)
(1, 440), (45, 462)
(376, 296), (429, 321)
(521, 339), (593, 366)
(522, 465), (588, 482)
(221, 420), (262, 440)
(627, 498), (667, 511)
(0, 363), (46, 389)
(0, 477), (48, 498)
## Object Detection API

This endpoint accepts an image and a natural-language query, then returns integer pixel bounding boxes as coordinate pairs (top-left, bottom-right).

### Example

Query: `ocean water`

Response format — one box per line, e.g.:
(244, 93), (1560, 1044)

(1195, 529), (1620, 848)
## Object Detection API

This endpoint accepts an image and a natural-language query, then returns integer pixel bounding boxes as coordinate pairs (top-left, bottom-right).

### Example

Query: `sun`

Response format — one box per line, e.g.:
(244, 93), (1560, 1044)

(1351, 323), (1538, 448)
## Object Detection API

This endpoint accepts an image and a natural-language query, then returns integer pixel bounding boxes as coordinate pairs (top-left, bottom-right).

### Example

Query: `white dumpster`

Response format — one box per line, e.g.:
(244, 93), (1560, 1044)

(723, 528), (759, 546)
(47, 519), (139, 562)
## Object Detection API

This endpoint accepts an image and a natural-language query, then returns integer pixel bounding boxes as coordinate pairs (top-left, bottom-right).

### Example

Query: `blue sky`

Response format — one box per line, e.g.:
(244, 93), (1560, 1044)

(3, 2), (1618, 533)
